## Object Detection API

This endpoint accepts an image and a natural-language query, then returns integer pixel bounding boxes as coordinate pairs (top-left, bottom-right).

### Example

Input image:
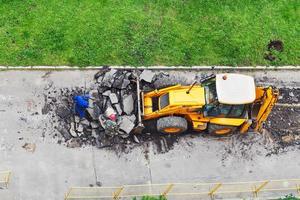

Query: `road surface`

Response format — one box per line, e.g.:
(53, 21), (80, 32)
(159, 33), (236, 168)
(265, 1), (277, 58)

(0, 69), (299, 199)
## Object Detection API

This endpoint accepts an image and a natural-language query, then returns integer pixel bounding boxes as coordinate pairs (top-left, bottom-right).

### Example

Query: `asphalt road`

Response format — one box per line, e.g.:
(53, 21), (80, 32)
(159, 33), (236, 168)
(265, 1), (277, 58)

(0, 69), (300, 200)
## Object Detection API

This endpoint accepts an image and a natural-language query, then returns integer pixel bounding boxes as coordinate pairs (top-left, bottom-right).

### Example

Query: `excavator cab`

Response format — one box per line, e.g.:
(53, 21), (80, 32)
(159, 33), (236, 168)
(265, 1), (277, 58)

(140, 73), (278, 135)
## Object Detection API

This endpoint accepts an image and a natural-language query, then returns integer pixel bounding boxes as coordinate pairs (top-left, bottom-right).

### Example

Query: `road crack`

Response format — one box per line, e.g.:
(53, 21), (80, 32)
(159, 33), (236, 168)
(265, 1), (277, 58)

(91, 147), (99, 185)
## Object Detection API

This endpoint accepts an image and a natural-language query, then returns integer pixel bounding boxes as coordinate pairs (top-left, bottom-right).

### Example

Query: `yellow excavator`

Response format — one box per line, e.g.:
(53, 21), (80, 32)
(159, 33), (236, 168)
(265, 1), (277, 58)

(137, 73), (278, 135)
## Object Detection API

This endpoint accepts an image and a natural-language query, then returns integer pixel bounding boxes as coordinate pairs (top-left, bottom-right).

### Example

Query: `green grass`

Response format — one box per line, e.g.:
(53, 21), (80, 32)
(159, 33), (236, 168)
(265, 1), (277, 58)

(279, 195), (300, 200)
(0, 0), (299, 66)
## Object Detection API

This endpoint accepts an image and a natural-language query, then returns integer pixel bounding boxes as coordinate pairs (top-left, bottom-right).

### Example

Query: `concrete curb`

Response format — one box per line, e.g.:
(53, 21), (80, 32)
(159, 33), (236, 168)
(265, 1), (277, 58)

(0, 65), (299, 70)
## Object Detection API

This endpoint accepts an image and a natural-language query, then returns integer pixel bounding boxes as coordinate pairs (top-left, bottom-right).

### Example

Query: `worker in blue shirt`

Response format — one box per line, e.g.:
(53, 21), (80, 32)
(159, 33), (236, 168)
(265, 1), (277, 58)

(73, 95), (90, 118)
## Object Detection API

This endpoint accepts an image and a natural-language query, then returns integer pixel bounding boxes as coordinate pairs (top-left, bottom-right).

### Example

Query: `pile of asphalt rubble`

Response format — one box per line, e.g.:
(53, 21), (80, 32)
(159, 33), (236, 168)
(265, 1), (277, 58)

(45, 69), (178, 152)
(43, 69), (300, 154)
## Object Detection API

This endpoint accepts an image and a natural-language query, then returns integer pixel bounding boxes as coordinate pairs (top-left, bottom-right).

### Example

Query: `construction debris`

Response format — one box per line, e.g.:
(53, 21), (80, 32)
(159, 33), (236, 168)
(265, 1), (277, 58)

(67, 138), (82, 148)
(44, 69), (144, 149)
(140, 70), (155, 83)
(119, 115), (135, 134)
(109, 93), (119, 104)
(133, 135), (140, 143)
(122, 94), (134, 115)
(42, 69), (181, 153)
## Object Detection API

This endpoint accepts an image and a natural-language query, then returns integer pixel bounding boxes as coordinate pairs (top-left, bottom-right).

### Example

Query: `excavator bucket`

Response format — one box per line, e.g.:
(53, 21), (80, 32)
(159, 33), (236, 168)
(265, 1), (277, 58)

(252, 87), (279, 131)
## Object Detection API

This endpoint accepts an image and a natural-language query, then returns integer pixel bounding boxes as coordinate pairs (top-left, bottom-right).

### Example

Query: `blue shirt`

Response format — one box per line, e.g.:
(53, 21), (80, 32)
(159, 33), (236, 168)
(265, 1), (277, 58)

(73, 95), (90, 118)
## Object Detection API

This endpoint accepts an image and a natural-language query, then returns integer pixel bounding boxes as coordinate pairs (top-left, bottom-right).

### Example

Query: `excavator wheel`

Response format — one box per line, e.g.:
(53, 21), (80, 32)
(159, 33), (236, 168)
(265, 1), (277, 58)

(208, 124), (237, 136)
(157, 116), (188, 134)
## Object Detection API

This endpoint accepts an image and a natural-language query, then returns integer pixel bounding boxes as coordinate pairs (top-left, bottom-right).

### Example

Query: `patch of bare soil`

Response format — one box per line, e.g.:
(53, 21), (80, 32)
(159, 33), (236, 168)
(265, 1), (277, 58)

(277, 88), (300, 104)
(265, 87), (300, 147)
(265, 106), (300, 145)
(267, 40), (284, 52)
(264, 39), (284, 61)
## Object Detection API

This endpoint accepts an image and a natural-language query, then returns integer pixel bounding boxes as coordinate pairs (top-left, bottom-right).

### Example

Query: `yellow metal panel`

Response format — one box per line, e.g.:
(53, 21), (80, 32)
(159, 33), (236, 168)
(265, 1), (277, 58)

(210, 118), (246, 126)
(240, 120), (252, 133)
(169, 87), (205, 106)
(144, 85), (182, 97)
(254, 87), (278, 131)
(192, 121), (207, 131)
(142, 106), (183, 120)
(186, 113), (203, 121)
(255, 87), (265, 100)
(144, 96), (153, 115)
(186, 114), (208, 130)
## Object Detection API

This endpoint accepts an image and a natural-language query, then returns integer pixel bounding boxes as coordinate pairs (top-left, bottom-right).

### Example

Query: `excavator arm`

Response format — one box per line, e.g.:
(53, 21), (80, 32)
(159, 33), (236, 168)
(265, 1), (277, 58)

(251, 86), (279, 131)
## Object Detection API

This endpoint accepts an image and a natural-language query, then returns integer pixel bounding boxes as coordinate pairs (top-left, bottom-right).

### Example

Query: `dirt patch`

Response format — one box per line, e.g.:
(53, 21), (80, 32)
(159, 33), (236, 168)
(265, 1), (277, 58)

(264, 39), (284, 62)
(267, 40), (284, 52)
(277, 88), (300, 104)
(265, 106), (300, 140)
(266, 87), (300, 144)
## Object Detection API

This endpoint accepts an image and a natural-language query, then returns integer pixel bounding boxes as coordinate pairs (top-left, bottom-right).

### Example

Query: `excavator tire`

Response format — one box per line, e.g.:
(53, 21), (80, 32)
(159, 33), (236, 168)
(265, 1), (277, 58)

(157, 116), (188, 134)
(208, 124), (237, 136)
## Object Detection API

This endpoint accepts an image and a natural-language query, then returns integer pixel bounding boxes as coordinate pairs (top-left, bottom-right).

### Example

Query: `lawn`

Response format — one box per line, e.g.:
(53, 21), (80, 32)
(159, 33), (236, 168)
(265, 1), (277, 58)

(0, 0), (299, 66)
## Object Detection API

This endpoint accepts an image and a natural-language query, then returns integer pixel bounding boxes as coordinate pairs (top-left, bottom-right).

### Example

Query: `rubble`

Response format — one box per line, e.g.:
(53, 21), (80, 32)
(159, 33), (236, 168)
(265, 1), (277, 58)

(74, 116), (80, 123)
(101, 69), (117, 87)
(86, 108), (98, 120)
(102, 90), (111, 96)
(56, 105), (72, 119)
(128, 115), (136, 123)
(114, 104), (123, 115)
(123, 94), (134, 115)
(67, 138), (81, 148)
(42, 103), (51, 115)
(80, 119), (90, 126)
(109, 93), (119, 104)
(56, 125), (72, 140)
(119, 115), (135, 134)
(122, 79), (130, 89)
(43, 69), (148, 151)
(77, 124), (84, 132)
(69, 123), (77, 137)
(133, 135), (140, 143)
(140, 70), (155, 83)
(91, 122), (99, 129)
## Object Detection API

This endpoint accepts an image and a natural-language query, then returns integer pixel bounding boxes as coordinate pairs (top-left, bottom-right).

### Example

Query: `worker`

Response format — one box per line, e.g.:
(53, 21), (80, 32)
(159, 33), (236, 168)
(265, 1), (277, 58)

(99, 107), (119, 136)
(73, 95), (90, 118)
